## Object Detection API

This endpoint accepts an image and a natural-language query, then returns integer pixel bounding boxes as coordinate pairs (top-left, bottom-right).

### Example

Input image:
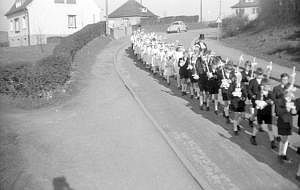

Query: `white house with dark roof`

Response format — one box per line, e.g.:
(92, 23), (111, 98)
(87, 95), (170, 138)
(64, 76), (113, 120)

(231, 0), (260, 21)
(108, 0), (157, 28)
(5, 0), (103, 47)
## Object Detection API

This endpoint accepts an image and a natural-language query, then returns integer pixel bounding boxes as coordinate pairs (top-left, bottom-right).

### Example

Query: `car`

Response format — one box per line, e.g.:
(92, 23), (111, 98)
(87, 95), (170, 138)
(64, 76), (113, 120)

(166, 21), (188, 33)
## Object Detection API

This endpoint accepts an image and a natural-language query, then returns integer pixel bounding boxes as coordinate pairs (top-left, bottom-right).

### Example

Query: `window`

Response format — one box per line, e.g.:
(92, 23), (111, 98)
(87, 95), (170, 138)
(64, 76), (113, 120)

(14, 18), (20, 33)
(68, 15), (76, 28)
(10, 20), (14, 31)
(55, 0), (64, 3)
(256, 7), (260, 13)
(22, 16), (27, 29)
(239, 8), (245, 16)
(16, 0), (22, 8)
(66, 0), (76, 4)
(141, 7), (147, 13)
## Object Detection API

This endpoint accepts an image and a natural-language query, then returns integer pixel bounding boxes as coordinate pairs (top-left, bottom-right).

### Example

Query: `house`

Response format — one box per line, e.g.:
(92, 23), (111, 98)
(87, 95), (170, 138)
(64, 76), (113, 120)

(231, 0), (260, 21)
(5, 0), (103, 47)
(108, 0), (157, 28)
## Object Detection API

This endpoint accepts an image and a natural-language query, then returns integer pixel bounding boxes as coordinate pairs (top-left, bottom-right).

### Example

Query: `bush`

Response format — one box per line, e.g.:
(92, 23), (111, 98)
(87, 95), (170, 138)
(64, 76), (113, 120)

(222, 15), (249, 37)
(0, 21), (107, 100)
(0, 41), (9, 47)
(258, 0), (300, 25)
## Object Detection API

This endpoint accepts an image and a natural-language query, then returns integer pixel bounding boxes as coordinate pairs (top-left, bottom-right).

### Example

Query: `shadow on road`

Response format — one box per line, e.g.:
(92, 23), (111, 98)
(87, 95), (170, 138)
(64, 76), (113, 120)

(53, 176), (74, 190)
(125, 47), (300, 187)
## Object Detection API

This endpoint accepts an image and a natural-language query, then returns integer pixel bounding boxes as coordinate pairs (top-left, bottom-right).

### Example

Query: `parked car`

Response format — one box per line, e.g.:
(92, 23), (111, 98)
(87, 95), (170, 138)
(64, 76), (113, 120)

(167, 21), (188, 33)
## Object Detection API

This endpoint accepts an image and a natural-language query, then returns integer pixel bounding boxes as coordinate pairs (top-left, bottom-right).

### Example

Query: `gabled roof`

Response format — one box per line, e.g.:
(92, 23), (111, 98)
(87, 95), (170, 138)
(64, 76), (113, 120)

(231, 0), (259, 8)
(5, 0), (33, 17)
(108, 0), (157, 18)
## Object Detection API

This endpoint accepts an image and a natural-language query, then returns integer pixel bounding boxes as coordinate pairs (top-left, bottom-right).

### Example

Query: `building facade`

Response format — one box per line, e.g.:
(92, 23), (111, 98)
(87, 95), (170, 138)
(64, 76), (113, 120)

(108, 0), (157, 28)
(5, 0), (103, 47)
(231, 0), (260, 21)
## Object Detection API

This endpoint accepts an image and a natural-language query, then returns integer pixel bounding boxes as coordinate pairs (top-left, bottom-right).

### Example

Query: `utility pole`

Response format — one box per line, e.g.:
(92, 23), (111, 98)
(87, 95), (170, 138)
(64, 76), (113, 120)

(199, 0), (203, 23)
(219, 0), (222, 17)
(105, 0), (109, 35)
(217, 0), (222, 41)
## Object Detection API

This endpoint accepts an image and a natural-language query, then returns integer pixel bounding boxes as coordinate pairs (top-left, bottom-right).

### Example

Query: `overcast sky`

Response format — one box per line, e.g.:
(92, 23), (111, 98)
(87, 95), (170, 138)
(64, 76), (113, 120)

(0, 0), (238, 31)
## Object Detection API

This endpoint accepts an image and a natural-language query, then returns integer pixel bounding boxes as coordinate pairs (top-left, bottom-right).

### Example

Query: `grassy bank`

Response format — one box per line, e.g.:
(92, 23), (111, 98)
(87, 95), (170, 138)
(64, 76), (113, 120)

(0, 43), (57, 66)
(0, 21), (108, 108)
(222, 25), (300, 70)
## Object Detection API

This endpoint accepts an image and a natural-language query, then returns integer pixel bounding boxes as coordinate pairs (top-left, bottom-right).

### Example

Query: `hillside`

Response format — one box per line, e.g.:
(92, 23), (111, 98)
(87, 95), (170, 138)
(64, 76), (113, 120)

(221, 0), (300, 70)
(222, 25), (300, 70)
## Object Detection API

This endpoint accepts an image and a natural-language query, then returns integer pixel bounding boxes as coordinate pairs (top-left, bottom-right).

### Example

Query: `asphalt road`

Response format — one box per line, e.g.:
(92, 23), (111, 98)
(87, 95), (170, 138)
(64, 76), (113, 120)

(0, 38), (201, 190)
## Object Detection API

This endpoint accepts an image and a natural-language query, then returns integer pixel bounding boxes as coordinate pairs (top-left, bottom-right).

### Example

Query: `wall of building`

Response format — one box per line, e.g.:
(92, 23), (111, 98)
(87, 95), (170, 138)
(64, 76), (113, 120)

(28, 0), (102, 36)
(7, 11), (29, 47)
(234, 7), (259, 21)
(7, 0), (103, 46)
(108, 17), (141, 28)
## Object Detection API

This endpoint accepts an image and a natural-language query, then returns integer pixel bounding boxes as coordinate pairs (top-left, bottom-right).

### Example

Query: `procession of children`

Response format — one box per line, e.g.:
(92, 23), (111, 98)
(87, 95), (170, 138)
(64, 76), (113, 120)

(130, 29), (300, 181)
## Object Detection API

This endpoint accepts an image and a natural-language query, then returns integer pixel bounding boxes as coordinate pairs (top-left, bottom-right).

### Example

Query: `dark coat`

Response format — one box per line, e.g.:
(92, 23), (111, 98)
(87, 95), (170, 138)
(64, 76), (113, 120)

(248, 78), (261, 100)
(178, 57), (189, 78)
(275, 97), (293, 135)
(295, 98), (300, 127)
(228, 82), (247, 112)
(272, 84), (287, 115)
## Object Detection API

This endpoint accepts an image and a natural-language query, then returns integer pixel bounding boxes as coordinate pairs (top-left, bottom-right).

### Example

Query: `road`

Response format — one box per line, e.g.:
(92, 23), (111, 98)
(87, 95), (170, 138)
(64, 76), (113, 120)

(1, 29), (300, 190)
(0, 38), (201, 190)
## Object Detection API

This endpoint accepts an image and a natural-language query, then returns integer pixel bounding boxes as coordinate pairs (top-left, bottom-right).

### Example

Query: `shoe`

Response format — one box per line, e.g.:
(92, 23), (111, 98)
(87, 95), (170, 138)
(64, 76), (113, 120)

(234, 130), (239, 136)
(214, 110), (218, 115)
(197, 96), (200, 100)
(226, 116), (230, 124)
(206, 107), (210, 111)
(282, 155), (292, 163)
(237, 125), (241, 131)
(190, 95), (194, 99)
(200, 105), (204, 110)
(177, 86), (181, 90)
(250, 136), (257, 145)
(296, 175), (300, 182)
(182, 91), (185, 96)
(167, 82), (171, 86)
(270, 140), (277, 149)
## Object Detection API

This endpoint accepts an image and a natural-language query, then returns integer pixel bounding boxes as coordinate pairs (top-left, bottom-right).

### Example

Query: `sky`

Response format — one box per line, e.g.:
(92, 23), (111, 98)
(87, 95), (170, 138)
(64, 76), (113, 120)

(0, 0), (238, 31)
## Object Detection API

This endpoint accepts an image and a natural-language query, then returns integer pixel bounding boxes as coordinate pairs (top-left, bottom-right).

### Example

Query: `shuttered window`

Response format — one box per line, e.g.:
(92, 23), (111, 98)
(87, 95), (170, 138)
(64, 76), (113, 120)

(55, 0), (64, 3)
(66, 0), (76, 4)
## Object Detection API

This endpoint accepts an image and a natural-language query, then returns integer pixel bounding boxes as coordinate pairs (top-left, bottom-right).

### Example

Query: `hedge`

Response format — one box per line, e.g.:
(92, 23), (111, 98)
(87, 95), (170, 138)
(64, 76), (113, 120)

(0, 21), (106, 101)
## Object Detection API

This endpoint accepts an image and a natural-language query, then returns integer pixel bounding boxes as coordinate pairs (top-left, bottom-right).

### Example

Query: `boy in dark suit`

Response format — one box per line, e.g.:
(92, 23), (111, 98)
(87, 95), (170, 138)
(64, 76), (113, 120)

(250, 79), (276, 149)
(248, 67), (264, 129)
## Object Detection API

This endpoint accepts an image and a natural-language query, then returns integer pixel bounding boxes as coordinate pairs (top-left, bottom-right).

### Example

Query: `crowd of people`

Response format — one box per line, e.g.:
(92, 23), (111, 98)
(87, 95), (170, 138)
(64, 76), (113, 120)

(130, 29), (300, 181)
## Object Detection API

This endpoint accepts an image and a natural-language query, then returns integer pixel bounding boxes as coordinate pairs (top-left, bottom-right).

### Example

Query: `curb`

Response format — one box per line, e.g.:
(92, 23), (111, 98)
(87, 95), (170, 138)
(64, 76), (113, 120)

(113, 43), (211, 190)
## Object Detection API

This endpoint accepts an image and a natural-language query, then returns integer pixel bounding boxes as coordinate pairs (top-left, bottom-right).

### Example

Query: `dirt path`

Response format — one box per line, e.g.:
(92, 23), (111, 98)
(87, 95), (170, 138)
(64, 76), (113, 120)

(0, 38), (201, 190)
